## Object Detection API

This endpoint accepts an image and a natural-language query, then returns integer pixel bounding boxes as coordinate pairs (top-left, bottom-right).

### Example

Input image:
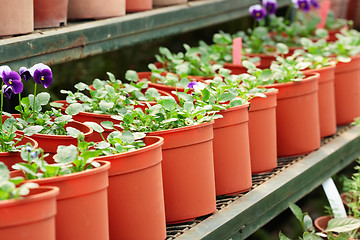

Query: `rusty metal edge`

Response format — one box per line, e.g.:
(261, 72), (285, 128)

(175, 126), (360, 240)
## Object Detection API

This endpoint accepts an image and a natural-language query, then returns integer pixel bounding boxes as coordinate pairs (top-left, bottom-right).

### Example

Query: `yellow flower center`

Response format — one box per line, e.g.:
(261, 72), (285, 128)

(9, 80), (12, 85)
(41, 76), (44, 81)
(256, 12), (260, 17)
(300, 2), (305, 7)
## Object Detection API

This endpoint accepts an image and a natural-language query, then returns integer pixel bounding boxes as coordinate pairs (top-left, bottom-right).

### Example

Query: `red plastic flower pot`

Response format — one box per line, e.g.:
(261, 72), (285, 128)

(137, 71), (185, 97)
(248, 89), (278, 174)
(95, 136), (166, 240)
(68, 0), (125, 19)
(148, 121), (216, 224)
(34, 0), (68, 29)
(11, 161), (111, 240)
(0, 0), (33, 37)
(262, 73), (321, 157)
(24, 120), (93, 162)
(245, 53), (277, 69)
(0, 186), (59, 240)
(126, 0), (152, 12)
(0, 134), (38, 170)
(334, 54), (360, 125)
(223, 63), (250, 75)
(213, 103), (252, 195)
(303, 65), (337, 137)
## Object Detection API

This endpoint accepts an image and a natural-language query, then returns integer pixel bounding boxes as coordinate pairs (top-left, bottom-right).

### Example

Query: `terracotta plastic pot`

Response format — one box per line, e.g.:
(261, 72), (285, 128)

(95, 136), (166, 240)
(153, 0), (188, 6)
(213, 103), (252, 195)
(126, 0), (152, 12)
(11, 161), (110, 240)
(0, 134), (38, 170)
(334, 54), (360, 125)
(25, 120), (93, 162)
(248, 89), (278, 174)
(223, 63), (250, 75)
(262, 73), (321, 157)
(148, 121), (216, 224)
(303, 65), (337, 137)
(0, 0), (33, 37)
(68, 0), (125, 19)
(137, 72), (186, 99)
(245, 53), (276, 69)
(34, 0), (68, 28)
(0, 186), (59, 240)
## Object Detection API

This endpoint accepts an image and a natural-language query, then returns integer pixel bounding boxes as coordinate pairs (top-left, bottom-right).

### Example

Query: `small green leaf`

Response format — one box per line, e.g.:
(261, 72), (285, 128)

(23, 126), (43, 136)
(326, 217), (360, 233)
(74, 82), (89, 91)
(66, 127), (83, 138)
(54, 145), (78, 164)
(65, 103), (83, 115)
(101, 121), (114, 130)
(0, 163), (10, 182)
(279, 231), (291, 240)
(162, 97), (176, 111)
(289, 203), (304, 223)
(84, 122), (104, 133)
(125, 70), (139, 82)
(35, 92), (51, 106)
(120, 131), (135, 144)
(276, 43), (289, 55)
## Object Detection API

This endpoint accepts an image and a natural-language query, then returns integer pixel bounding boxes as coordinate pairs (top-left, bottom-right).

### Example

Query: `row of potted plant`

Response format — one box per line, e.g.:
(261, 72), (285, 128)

(1, 1), (360, 239)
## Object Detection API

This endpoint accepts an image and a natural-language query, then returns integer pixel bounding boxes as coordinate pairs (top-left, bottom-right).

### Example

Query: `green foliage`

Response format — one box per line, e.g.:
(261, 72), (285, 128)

(0, 162), (38, 200)
(280, 203), (360, 240)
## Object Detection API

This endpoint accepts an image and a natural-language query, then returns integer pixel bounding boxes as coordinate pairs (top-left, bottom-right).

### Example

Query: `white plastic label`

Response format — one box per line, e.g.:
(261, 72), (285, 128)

(322, 178), (347, 218)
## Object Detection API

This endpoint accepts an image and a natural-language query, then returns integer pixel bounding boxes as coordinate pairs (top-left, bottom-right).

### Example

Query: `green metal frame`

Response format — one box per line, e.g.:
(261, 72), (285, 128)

(176, 127), (360, 240)
(0, 0), (288, 69)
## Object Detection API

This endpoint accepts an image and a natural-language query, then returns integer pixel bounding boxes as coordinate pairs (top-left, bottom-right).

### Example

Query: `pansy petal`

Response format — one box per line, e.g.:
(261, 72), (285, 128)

(33, 68), (53, 88)
(29, 63), (51, 76)
(3, 71), (21, 86)
(0, 65), (11, 79)
(12, 79), (23, 94)
(2, 85), (13, 99)
(19, 67), (32, 82)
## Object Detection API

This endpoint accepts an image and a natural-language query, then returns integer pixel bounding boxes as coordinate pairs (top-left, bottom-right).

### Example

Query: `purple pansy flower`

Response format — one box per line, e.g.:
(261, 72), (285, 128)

(249, 4), (267, 21)
(2, 85), (13, 99)
(188, 81), (199, 89)
(19, 67), (32, 82)
(292, 0), (311, 12)
(263, 0), (278, 15)
(310, 0), (319, 8)
(0, 65), (23, 94)
(29, 63), (53, 88)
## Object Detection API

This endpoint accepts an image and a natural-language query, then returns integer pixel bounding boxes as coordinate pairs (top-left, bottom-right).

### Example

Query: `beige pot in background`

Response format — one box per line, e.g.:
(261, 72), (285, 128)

(126, 0), (152, 12)
(0, 0), (33, 37)
(153, 0), (188, 7)
(68, 0), (125, 19)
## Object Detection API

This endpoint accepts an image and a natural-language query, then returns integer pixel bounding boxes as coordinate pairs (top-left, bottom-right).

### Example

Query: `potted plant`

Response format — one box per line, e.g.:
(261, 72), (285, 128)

(327, 29), (360, 125)
(0, 162), (59, 240)
(280, 202), (360, 240)
(0, 66), (39, 169)
(248, 44), (321, 157)
(85, 123), (166, 240)
(56, 71), (171, 141)
(11, 131), (112, 240)
(4, 63), (93, 161)
(117, 91), (221, 223)
(172, 70), (253, 196)
(299, 37), (338, 137)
